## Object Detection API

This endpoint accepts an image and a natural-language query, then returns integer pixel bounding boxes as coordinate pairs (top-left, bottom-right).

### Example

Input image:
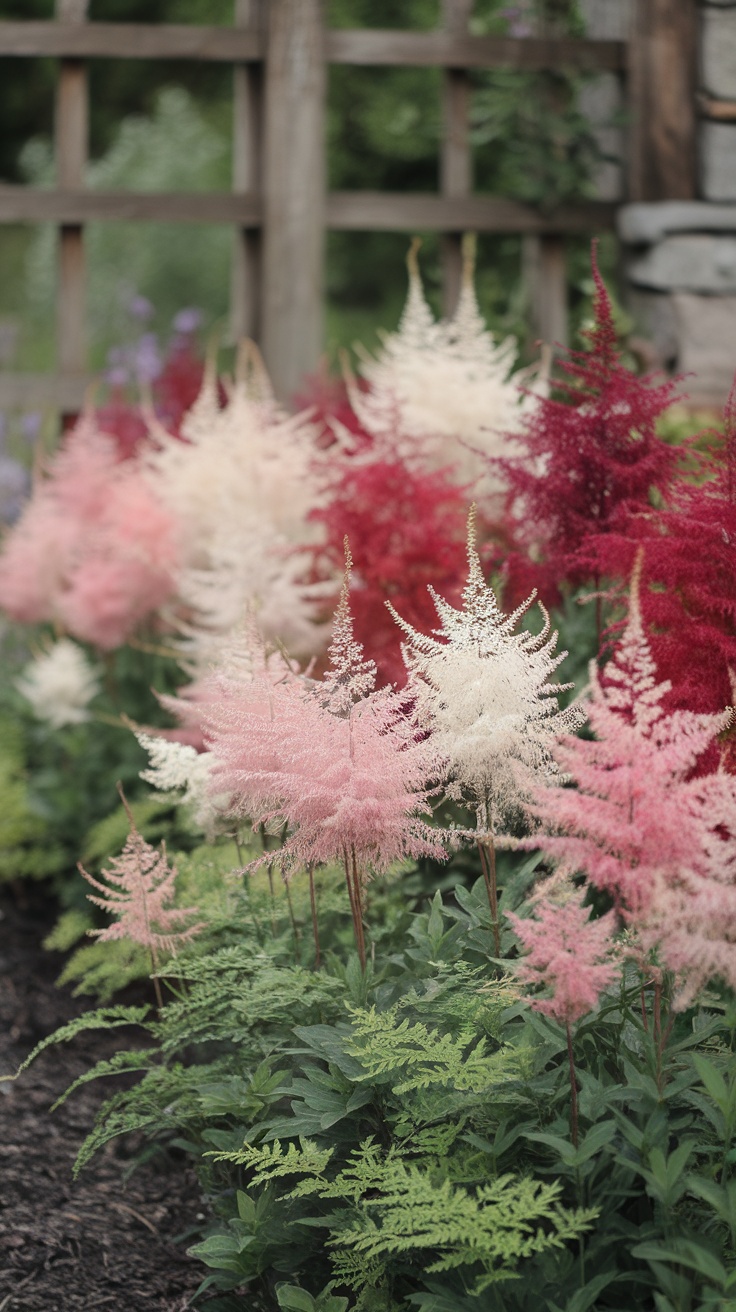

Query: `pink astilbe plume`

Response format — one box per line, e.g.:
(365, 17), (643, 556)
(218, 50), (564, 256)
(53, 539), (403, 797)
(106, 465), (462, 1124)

(496, 245), (681, 601)
(527, 562), (736, 1006)
(203, 553), (449, 966)
(0, 418), (179, 648)
(507, 876), (618, 1025)
(79, 792), (202, 1003)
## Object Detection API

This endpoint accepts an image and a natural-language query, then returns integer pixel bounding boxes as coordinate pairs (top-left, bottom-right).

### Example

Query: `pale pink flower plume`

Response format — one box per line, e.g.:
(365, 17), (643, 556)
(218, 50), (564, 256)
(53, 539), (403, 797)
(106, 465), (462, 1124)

(204, 551), (449, 878)
(507, 878), (618, 1025)
(527, 560), (736, 1007)
(80, 824), (202, 955)
(0, 418), (179, 648)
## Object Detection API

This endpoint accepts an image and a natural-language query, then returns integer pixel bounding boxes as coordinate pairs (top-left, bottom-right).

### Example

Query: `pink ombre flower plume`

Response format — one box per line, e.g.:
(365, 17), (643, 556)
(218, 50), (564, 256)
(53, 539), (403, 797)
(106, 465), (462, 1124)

(508, 877), (618, 1025)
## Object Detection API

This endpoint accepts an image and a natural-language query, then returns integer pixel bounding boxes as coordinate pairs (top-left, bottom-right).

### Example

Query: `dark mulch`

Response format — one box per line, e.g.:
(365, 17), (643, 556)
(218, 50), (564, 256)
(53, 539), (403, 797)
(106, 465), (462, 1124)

(0, 888), (207, 1311)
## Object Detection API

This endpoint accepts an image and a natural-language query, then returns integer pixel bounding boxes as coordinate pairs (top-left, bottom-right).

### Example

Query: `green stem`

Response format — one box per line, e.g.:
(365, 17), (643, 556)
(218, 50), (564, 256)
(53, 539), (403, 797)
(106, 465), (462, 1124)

(477, 838), (500, 955)
(566, 1021), (579, 1150)
(307, 865), (321, 969)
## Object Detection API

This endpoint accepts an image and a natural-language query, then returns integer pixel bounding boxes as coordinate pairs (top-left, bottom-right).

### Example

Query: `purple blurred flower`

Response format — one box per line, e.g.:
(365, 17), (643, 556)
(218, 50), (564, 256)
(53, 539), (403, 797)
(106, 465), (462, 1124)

(0, 413), (7, 447)
(0, 455), (30, 524)
(20, 412), (42, 443)
(133, 332), (162, 385)
(106, 365), (130, 388)
(173, 307), (202, 335)
(128, 293), (154, 323)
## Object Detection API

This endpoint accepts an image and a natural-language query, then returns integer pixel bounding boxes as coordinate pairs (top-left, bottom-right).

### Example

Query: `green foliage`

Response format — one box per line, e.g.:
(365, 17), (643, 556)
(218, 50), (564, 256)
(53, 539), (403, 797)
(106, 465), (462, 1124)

(0, 713), (66, 880)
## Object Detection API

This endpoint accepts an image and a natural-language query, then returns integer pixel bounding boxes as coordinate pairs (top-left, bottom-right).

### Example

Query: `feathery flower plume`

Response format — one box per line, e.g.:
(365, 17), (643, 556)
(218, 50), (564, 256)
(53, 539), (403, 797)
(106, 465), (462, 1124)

(204, 549), (448, 968)
(0, 418), (179, 648)
(496, 246), (680, 605)
(389, 506), (584, 949)
(16, 639), (100, 729)
(137, 731), (219, 838)
(507, 873), (618, 1145)
(79, 788), (202, 1006)
(145, 342), (326, 670)
(527, 559), (736, 1007)
(349, 238), (545, 496)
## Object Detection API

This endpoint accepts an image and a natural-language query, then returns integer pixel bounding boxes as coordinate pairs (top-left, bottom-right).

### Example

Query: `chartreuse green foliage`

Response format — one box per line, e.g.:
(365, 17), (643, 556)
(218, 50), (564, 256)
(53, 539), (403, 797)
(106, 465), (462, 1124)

(16, 847), (736, 1311)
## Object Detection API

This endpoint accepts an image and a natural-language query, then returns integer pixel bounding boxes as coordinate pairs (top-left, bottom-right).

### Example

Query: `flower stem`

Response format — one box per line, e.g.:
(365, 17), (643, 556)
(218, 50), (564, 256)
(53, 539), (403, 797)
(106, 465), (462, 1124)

(566, 1021), (579, 1149)
(343, 846), (366, 971)
(477, 838), (500, 955)
(307, 865), (321, 969)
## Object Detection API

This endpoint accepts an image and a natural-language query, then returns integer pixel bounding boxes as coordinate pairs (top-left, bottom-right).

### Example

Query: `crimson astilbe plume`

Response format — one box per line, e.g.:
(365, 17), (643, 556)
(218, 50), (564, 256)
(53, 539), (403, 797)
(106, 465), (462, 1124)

(310, 454), (469, 684)
(587, 383), (736, 726)
(526, 567), (736, 1006)
(79, 793), (202, 1006)
(497, 247), (680, 601)
(204, 553), (449, 967)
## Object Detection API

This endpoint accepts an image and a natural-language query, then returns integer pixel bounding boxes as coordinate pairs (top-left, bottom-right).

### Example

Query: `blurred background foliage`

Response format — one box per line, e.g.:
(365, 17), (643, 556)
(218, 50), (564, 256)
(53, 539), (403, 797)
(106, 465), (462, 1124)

(0, 0), (615, 375)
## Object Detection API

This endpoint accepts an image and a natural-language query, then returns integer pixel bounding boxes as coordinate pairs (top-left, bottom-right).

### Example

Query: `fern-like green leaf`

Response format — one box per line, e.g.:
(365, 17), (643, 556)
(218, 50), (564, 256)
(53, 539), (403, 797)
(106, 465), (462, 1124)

(210, 1137), (334, 1185)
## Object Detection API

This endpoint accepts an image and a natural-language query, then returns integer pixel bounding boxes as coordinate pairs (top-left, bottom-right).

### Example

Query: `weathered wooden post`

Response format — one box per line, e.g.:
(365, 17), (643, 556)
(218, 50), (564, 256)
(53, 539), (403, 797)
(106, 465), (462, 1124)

(628, 0), (698, 202)
(55, 0), (89, 408)
(441, 0), (473, 317)
(231, 0), (264, 343)
(260, 0), (325, 400)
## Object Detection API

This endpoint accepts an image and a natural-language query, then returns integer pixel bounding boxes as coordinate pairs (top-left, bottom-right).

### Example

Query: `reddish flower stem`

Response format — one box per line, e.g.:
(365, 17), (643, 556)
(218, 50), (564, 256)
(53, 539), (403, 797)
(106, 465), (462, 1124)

(477, 838), (500, 955)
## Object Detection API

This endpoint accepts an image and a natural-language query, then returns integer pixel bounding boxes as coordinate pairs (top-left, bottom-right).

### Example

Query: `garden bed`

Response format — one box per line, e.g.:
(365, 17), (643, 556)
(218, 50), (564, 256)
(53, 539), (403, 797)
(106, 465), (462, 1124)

(0, 887), (204, 1312)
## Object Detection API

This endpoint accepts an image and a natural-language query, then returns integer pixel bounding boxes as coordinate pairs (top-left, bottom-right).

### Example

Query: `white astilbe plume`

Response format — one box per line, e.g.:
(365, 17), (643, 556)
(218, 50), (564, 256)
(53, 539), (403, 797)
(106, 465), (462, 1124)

(137, 731), (220, 837)
(350, 238), (547, 494)
(389, 507), (585, 835)
(16, 639), (101, 729)
(145, 342), (327, 671)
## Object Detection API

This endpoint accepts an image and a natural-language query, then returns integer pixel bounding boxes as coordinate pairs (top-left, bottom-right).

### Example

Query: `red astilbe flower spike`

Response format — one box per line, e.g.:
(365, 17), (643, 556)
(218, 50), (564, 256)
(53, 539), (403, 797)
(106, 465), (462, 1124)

(310, 454), (469, 685)
(589, 380), (736, 727)
(203, 550), (449, 968)
(496, 246), (681, 601)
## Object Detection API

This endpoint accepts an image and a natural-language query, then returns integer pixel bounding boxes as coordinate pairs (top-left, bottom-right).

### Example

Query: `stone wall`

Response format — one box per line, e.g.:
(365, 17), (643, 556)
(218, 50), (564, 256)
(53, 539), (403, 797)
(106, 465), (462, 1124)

(618, 0), (736, 402)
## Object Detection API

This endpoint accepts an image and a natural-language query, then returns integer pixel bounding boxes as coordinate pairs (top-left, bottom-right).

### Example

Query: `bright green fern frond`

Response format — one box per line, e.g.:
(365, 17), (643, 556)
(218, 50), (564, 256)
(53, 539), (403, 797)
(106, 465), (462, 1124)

(210, 1137), (334, 1185)
(344, 1005), (521, 1094)
(0, 1004), (151, 1085)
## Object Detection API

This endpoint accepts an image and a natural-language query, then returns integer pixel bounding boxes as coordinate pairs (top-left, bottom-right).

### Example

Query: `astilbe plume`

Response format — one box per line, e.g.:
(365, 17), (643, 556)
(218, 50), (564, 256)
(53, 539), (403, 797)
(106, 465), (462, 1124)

(507, 872), (618, 1146)
(16, 638), (101, 729)
(496, 246), (680, 601)
(587, 382), (736, 724)
(145, 343), (327, 668)
(507, 874), (618, 1026)
(310, 452), (469, 685)
(389, 508), (585, 835)
(527, 565), (736, 1006)
(79, 796), (202, 1006)
(203, 553), (448, 968)
(389, 507), (584, 950)
(349, 239), (545, 497)
(0, 418), (179, 648)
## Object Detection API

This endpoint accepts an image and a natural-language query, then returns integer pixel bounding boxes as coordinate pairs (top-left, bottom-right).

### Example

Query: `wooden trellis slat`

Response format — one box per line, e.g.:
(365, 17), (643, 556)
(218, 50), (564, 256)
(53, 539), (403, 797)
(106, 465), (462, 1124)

(0, 187), (262, 225)
(0, 22), (627, 72)
(440, 0), (473, 316)
(55, 0), (88, 386)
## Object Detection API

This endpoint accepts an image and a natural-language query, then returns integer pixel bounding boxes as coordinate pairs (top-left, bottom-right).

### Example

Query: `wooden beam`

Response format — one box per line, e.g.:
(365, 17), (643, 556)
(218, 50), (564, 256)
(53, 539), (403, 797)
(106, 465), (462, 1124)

(440, 0), (473, 316)
(326, 192), (617, 234)
(628, 0), (698, 201)
(0, 187), (262, 224)
(260, 0), (325, 399)
(0, 373), (92, 410)
(325, 29), (627, 71)
(0, 21), (263, 61)
(231, 0), (264, 342)
(0, 23), (626, 72)
(55, 0), (88, 388)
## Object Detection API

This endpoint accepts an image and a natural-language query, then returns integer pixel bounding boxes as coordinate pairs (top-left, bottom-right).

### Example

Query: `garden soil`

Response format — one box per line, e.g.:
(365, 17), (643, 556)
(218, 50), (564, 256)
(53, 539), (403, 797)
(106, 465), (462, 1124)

(0, 887), (208, 1311)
